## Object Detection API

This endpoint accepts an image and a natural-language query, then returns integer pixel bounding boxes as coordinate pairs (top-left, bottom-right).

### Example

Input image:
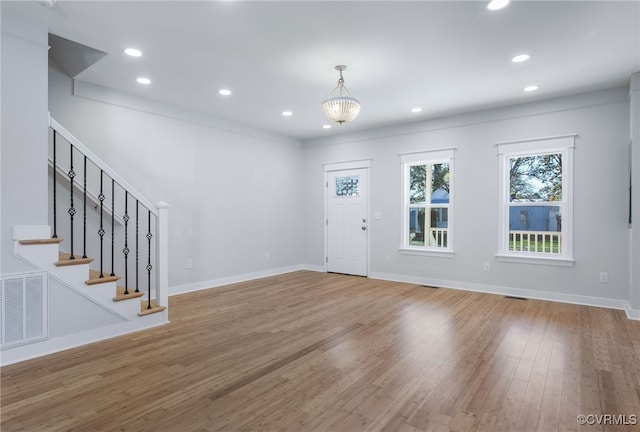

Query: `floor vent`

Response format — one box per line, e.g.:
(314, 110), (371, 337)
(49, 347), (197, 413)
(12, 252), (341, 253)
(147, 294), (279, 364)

(505, 295), (527, 301)
(1, 271), (48, 349)
(422, 285), (439, 289)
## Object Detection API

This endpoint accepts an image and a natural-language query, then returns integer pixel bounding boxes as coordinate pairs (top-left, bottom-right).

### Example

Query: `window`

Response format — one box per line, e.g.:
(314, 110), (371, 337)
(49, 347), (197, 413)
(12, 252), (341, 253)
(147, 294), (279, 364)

(497, 136), (575, 265)
(335, 176), (359, 197)
(400, 149), (454, 255)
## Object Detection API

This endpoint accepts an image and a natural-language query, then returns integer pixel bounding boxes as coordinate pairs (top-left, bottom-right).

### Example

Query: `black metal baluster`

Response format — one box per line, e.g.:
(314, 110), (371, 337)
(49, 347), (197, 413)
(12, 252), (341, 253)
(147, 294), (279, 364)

(82, 156), (88, 259)
(146, 210), (153, 309)
(52, 131), (58, 239)
(67, 145), (76, 259)
(123, 192), (130, 295)
(110, 179), (116, 277)
(135, 200), (139, 293)
(98, 170), (105, 278)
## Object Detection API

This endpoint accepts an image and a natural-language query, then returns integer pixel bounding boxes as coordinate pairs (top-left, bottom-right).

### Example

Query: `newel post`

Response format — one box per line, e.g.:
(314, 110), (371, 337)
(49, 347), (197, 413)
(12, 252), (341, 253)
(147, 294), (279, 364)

(155, 201), (170, 310)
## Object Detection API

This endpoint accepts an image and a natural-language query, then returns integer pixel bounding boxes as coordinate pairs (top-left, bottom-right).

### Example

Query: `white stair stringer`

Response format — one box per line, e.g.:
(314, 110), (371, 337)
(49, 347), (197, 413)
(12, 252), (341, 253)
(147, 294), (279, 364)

(83, 280), (141, 318)
(4, 232), (169, 365)
(47, 273), (129, 322)
(15, 242), (140, 319)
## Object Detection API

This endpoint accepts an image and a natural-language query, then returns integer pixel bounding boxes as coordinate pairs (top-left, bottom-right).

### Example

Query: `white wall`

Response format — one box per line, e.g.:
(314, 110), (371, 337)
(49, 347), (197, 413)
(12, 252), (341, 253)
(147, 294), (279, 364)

(304, 87), (633, 308)
(38, 30), (640, 316)
(630, 73), (640, 315)
(48, 63), (306, 293)
(1, 10), (49, 274)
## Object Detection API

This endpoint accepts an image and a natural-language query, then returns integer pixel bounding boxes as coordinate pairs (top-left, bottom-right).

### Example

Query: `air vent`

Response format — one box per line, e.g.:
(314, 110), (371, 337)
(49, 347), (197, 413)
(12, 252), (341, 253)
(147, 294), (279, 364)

(505, 295), (527, 301)
(1, 272), (48, 349)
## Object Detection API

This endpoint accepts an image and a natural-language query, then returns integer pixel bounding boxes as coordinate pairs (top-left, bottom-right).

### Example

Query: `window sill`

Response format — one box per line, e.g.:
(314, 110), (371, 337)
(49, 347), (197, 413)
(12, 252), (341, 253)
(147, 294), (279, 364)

(495, 254), (574, 267)
(399, 248), (455, 258)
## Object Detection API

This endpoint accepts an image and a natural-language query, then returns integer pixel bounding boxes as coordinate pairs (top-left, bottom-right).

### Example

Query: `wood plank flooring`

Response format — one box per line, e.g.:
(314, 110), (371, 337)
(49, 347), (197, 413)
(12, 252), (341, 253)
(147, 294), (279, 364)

(2, 271), (639, 431)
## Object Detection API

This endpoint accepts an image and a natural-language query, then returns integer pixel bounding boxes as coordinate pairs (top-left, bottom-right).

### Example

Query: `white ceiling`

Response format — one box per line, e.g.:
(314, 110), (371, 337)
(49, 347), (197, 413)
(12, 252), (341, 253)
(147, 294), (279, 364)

(4, 0), (640, 140)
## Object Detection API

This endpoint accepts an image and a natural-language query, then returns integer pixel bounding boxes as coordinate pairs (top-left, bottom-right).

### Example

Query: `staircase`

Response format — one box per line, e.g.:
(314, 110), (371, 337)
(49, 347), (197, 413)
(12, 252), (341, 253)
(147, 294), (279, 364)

(1, 117), (169, 365)
(16, 235), (164, 318)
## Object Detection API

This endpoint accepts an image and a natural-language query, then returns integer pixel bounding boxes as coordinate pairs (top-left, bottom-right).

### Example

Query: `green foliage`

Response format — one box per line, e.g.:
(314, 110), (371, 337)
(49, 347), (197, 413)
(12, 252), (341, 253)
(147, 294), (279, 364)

(410, 163), (450, 203)
(509, 154), (562, 201)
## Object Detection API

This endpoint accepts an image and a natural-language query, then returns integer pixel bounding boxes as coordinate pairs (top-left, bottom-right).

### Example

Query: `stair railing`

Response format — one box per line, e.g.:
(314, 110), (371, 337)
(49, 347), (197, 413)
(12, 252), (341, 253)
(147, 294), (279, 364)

(48, 116), (168, 312)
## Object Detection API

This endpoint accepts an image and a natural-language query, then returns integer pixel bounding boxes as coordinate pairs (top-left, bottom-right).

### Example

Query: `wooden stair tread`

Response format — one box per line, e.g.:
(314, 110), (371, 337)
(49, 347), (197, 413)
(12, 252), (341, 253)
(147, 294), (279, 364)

(113, 286), (145, 302)
(86, 269), (120, 285)
(56, 252), (93, 266)
(138, 299), (166, 317)
(19, 238), (64, 245)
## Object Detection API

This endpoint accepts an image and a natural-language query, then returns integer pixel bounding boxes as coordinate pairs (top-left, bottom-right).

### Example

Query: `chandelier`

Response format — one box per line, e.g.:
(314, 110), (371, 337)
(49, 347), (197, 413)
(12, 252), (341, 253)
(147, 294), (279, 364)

(321, 65), (361, 124)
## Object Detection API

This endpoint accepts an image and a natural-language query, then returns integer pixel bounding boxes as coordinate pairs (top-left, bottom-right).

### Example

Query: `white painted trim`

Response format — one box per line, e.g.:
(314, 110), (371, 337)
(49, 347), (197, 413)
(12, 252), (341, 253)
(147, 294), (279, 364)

(369, 271), (631, 313)
(398, 248), (455, 258)
(323, 159), (371, 172)
(323, 164), (371, 276)
(169, 265), (320, 297)
(400, 151), (455, 254)
(399, 148), (456, 163)
(495, 134), (577, 147)
(495, 254), (575, 267)
(49, 117), (159, 216)
(626, 305), (640, 320)
(13, 225), (51, 240)
(496, 137), (574, 262)
(398, 147), (457, 158)
(155, 203), (169, 310)
(0, 317), (168, 366)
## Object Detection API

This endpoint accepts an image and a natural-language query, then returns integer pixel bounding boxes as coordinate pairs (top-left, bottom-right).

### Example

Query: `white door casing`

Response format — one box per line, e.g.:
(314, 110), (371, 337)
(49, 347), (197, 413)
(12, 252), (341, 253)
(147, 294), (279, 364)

(325, 162), (369, 276)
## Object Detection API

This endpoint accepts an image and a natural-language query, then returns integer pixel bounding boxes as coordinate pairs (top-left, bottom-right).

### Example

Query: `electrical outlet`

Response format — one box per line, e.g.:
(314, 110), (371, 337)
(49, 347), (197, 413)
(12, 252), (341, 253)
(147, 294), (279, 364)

(385, 254), (391, 263)
(186, 259), (193, 269)
(599, 272), (608, 283)
(483, 263), (491, 272)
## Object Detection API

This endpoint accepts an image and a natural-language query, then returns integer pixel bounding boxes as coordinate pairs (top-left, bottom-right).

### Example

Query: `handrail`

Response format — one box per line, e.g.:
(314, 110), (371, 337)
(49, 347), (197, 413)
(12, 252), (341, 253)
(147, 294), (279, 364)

(49, 117), (158, 216)
(48, 115), (168, 311)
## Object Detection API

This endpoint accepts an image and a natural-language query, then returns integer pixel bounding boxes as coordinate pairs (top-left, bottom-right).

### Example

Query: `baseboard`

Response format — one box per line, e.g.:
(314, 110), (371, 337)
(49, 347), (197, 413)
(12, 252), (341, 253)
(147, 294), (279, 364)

(0, 316), (168, 367)
(369, 271), (631, 313)
(169, 264), (324, 297)
(626, 305), (640, 320)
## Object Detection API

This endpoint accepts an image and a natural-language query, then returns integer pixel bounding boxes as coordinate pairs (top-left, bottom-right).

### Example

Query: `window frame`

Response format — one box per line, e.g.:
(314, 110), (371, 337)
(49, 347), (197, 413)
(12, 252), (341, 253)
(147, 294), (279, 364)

(496, 135), (575, 266)
(399, 149), (455, 257)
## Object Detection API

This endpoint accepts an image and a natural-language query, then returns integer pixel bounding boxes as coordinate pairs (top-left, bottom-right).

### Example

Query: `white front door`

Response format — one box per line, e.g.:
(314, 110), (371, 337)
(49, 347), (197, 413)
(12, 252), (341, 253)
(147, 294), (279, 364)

(326, 168), (368, 276)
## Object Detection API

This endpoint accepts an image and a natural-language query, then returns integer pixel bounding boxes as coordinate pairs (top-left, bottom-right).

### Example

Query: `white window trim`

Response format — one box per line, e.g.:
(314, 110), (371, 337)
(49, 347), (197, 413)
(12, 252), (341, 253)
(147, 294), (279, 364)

(496, 135), (575, 265)
(399, 148), (455, 255)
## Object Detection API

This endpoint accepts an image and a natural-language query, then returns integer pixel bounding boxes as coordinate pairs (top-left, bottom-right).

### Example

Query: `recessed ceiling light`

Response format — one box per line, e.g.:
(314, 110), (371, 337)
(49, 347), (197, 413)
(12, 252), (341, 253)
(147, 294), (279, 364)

(322, 124), (332, 129)
(511, 54), (531, 63)
(487, 0), (510, 11)
(136, 77), (151, 85)
(218, 89), (232, 96)
(124, 48), (142, 57)
(411, 107), (422, 113)
(282, 111), (293, 117)
(524, 85), (539, 92)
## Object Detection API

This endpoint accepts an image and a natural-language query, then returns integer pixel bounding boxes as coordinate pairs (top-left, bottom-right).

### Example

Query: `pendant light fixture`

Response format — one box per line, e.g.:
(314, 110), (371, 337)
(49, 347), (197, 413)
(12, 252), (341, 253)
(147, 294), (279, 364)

(321, 65), (361, 124)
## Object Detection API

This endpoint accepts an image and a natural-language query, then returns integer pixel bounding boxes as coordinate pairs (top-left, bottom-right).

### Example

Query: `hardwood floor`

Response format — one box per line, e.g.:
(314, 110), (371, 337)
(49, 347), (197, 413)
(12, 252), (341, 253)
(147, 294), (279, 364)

(2, 271), (639, 432)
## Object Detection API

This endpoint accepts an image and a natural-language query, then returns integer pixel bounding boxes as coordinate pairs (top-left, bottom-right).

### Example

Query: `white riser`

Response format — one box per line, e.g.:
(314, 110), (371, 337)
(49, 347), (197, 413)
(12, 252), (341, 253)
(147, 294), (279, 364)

(83, 282), (140, 318)
(15, 243), (60, 268)
(48, 264), (92, 286)
(82, 281), (117, 303)
(113, 298), (142, 317)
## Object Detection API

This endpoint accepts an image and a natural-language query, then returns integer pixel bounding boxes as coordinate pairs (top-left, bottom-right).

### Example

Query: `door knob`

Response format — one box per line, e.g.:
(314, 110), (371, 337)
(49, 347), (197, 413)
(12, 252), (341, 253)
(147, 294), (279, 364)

(361, 226), (367, 230)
